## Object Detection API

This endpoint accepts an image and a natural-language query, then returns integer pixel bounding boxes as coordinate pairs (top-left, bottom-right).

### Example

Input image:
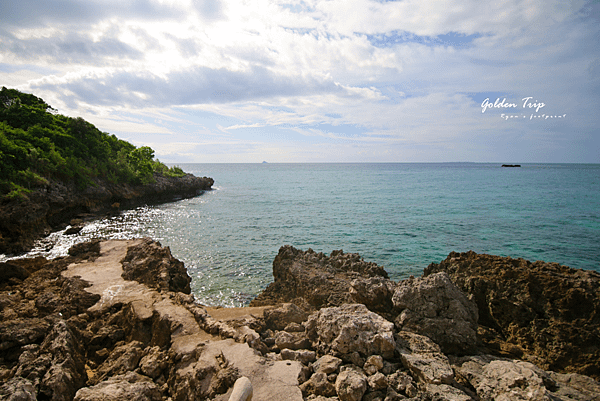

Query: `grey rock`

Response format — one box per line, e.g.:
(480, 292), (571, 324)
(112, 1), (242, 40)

(305, 304), (395, 359)
(274, 331), (311, 350)
(395, 331), (454, 385)
(392, 272), (478, 355)
(74, 372), (161, 401)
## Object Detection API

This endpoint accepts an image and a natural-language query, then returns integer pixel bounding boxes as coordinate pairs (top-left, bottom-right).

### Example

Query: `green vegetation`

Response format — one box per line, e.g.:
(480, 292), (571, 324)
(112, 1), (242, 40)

(0, 87), (185, 200)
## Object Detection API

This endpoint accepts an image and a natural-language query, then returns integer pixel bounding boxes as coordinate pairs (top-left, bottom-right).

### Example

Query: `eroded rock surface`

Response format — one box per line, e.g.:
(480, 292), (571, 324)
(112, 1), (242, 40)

(250, 245), (389, 311)
(2, 242), (599, 401)
(392, 271), (478, 355)
(424, 251), (600, 379)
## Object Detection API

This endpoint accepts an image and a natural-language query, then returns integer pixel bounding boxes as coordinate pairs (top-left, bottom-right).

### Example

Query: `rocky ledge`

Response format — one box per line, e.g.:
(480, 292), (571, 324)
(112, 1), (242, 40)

(1, 241), (599, 401)
(0, 173), (214, 255)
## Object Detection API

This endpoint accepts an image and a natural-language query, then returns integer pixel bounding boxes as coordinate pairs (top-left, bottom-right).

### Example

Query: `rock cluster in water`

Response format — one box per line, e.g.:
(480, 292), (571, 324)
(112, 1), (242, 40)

(1, 241), (599, 401)
(0, 173), (214, 255)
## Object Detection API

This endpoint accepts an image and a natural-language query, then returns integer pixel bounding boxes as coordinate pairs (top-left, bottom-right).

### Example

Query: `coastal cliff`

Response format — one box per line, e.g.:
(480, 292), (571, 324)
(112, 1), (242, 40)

(0, 174), (213, 255)
(1, 240), (599, 400)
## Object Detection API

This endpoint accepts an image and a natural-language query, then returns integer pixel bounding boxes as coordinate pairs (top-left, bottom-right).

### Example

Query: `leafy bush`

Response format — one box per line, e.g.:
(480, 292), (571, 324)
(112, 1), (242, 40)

(0, 87), (187, 199)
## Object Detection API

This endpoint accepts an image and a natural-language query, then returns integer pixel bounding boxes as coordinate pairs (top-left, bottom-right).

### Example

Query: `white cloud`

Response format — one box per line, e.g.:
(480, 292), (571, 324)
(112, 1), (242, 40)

(1, 0), (598, 163)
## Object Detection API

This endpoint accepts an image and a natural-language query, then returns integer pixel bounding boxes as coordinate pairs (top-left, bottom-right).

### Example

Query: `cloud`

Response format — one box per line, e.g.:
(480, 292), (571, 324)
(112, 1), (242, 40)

(1, 0), (598, 163)
(0, 0), (212, 28)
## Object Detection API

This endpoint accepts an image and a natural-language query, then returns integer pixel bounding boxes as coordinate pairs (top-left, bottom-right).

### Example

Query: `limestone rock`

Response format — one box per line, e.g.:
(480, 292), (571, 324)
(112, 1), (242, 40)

(74, 372), (161, 401)
(274, 331), (311, 350)
(364, 355), (384, 376)
(314, 355), (343, 375)
(120, 238), (191, 294)
(395, 331), (454, 385)
(89, 341), (144, 386)
(367, 372), (387, 391)
(263, 303), (308, 331)
(425, 251), (600, 378)
(281, 348), (317, 364)
(335, 367), (367, 401)
(250, 246), (389, 309)
(349, 277), (396, 316)
(454, 355), (600, 401)
(305, 304), (395, 359)
(386, 371), (417, 397)
(425, 383), (473, 401)
(139, 346), (168, 379)
(392, 272), (478, 355)
(300, 372), (337, 397)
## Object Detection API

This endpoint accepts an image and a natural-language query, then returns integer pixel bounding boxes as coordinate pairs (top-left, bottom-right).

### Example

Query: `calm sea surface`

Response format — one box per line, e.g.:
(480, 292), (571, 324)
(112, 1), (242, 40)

(4, 163), (600, 307)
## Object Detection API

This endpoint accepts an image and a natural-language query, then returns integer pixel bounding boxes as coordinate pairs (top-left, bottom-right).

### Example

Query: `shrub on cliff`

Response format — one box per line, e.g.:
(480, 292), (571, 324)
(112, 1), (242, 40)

(0, 87), (184, 199)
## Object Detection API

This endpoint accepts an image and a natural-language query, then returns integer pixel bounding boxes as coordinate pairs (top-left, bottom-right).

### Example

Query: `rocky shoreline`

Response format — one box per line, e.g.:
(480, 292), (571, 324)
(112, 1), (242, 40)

(1, 240), (599, 400)
(0, 173), (214, 256)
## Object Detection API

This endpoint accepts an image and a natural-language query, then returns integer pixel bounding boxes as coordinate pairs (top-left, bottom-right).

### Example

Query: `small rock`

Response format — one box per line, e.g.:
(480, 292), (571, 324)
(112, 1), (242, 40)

(367, 372), (388, 391)
(280, 348), (316, 364)
(228, 376), (253, 401)
(335, 367), (368, 401)
(364, 355), (384, 376)
(395, 331), (454, 385)
(284, 322), (305, 332)
(274, 331), (311, 350)
(313, 355), (343, 375)
(300, 372), (337, 397)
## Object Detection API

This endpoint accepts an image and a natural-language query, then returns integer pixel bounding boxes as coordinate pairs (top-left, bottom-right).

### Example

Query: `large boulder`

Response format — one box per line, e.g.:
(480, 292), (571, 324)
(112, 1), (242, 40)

(305, 304), (395, 360)
(425, 251), (600, 378)
(395, 331), (454, 385)
(120, 238), (191, 294)
(392, 272), (478, 355)
(250, 246), (389, 310)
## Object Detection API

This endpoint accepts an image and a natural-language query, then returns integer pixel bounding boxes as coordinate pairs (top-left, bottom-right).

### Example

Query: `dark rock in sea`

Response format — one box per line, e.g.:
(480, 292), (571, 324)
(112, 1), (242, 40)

(249, 245), (389, 312)
(0, 173), (213, 255)
(424, 250), (600, 379)
(120, 237), (191, 294)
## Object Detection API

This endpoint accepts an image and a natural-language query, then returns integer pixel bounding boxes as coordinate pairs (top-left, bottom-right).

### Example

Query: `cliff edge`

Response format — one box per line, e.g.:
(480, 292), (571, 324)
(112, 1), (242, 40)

(0, 173), (213, 255)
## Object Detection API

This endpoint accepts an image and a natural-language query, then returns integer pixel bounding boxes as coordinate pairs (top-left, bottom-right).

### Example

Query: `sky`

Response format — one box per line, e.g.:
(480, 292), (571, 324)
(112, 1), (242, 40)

(1, 0), (599, 163)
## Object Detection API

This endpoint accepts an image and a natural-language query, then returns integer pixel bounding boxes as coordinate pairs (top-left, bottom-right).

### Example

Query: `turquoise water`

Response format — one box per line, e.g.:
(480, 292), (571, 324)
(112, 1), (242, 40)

(6, 163), (600, 307)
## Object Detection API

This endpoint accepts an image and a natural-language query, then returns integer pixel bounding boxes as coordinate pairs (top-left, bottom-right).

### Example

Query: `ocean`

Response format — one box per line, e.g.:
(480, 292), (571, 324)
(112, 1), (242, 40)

(5, 163), (600, 307)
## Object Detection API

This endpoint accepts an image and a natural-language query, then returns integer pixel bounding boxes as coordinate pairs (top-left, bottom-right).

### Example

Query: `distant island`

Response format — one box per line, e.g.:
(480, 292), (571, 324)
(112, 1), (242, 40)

(501, 164), (521, 167)
(0, 87), (213, 254)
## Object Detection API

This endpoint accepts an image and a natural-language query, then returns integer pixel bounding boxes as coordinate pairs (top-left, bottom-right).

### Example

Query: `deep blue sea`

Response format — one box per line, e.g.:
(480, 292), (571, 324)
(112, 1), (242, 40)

(4, 163), (599, 307)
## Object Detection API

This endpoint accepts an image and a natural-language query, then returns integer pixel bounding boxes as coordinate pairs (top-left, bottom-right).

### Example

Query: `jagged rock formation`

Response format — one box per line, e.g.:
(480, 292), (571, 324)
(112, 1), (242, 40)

(2, 242), (599, 400)
(0, 173), (214, 255)
(424, 251), (600, 379)
(250, 245), (391, 314)
(249, 245), (600, 400)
